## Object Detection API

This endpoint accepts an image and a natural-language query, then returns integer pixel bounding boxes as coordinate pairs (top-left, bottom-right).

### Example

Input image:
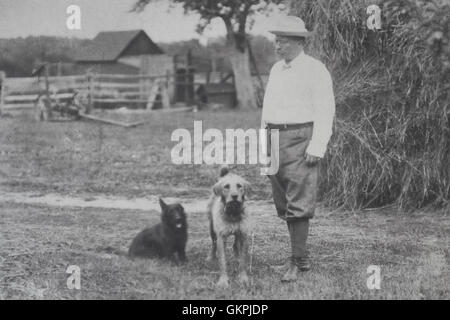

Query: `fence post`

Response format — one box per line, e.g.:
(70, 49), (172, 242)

(0, 71), (6, 115)
(186, 50), (192, 105)
(164, 70), (171, 108)
(44, 64), (50, 100)
(144, 77), (152, 104)
(86, 71), (93, 114)
(57, 62), (62, 76)
(162, 75), (170, 109)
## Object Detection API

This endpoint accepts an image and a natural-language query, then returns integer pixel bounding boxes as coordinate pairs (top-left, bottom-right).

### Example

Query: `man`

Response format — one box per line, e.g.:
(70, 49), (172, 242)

(262, 16), (335, 282)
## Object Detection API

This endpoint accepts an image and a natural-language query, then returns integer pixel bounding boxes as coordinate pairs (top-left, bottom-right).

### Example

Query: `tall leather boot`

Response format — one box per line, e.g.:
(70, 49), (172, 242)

(281, 218), (310, 282)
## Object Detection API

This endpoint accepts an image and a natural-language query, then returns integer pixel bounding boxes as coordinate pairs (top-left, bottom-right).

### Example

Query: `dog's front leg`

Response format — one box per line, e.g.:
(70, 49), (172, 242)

(163, 244), (179, 265)
(216, 234), (229, 288)
(237, 233), (249, 286)
(177, 245), (187, 263)
(167, 251), (179, 265)
(206, 219), (217, 262)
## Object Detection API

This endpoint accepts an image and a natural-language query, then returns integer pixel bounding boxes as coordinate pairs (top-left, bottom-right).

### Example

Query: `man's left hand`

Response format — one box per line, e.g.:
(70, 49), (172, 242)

(305, 153), (320, 166)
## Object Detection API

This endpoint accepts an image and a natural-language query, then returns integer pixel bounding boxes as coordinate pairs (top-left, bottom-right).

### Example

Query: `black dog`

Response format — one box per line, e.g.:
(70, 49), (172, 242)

(128, 198), (188, 263)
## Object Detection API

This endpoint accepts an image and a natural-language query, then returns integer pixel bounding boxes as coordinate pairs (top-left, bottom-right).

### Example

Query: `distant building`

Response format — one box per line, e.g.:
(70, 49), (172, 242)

(72, 30), (173, 76)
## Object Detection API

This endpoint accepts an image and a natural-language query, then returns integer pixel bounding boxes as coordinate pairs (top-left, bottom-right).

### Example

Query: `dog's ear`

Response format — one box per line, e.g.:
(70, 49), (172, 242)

(177, 203), (186, 215)
(159, 198), (168, 212)
(241, 178), (252, 197)
(213, 181), (223, 196)
(219, 165), (229, 177)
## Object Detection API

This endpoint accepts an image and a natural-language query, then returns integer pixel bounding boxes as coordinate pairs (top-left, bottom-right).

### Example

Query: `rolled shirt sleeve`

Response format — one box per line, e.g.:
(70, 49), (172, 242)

(306, 64), (336, 158)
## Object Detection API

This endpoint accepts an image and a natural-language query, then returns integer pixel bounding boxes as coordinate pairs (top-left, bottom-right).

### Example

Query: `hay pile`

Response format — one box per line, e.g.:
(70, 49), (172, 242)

(291, 0), (449, 210)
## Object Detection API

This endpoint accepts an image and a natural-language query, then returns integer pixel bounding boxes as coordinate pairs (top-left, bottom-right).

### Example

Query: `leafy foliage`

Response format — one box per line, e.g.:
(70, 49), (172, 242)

(0, 37), (88, 76)
(133, 0), (283, 50)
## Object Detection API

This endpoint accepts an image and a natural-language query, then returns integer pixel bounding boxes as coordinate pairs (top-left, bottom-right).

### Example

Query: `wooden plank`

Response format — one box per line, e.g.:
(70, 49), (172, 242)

(86, 72), (94, 114)
(161, 82), (170, 109)
(47, 75), (86, 82)
(93, 82), (142, 90)
(120, 92), (150, 98)
(146, 80), (161, 109)
(5, 94), (39, 102)
(44, 64), (50, 101)
(92, 94), (146, 99)
(92, 99), (149, 103)
(2, 103), (35, 110)
(51, 85), (89, 91)
(3, 77), (84, 92)
(5, 89), (44, 95)
(54, 93), (77, 99)
(168, 80), (205, 86)
(49, 81), (88, 88)
(5, 92), (76, 103)
(48, 118), (75, 122)
(94, 73), (173, 81)
(8, 86), (88, 96)
(155, 106), (193, 113)
(0, 71), (5, 114)
(3, 79), (41, 92)
(5, 77), (84, 89)
(3, 77), (38, 85)
(78, 112), (147, 128)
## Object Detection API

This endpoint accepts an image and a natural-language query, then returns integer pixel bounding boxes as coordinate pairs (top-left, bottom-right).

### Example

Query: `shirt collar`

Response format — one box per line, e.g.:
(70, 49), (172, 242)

(282, 51), (305, 69)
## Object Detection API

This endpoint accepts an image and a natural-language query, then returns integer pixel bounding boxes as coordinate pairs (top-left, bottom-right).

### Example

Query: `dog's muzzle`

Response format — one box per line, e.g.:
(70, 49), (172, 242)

(174, 219), (184, 229)
(224, 200), (243, 219)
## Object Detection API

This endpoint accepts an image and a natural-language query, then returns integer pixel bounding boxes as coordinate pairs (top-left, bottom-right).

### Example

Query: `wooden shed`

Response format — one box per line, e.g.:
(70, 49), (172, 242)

(72, 30), (173, 76)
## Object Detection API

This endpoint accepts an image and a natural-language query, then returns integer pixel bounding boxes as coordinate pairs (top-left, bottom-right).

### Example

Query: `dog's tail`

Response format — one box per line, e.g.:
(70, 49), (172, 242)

(219, 165), (229, 177)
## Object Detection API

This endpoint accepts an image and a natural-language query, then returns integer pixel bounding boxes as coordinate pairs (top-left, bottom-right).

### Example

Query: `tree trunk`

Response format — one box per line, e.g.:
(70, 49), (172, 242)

(229, 46), (257, 109)
(221, 15), (257, 110)
(285, 0), (300, 13)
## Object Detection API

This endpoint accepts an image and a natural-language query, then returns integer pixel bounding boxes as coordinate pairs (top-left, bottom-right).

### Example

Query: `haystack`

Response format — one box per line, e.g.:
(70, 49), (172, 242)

(290, 0), (449, 210)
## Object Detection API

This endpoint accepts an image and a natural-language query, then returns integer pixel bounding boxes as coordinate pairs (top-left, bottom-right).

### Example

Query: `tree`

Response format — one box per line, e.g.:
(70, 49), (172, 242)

(283, 0), (295, 13)
(133, 0), (284, 109)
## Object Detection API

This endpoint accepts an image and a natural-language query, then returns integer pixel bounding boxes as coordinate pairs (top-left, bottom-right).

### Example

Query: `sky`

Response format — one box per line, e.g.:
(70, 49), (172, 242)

(0, 0), (282, 43)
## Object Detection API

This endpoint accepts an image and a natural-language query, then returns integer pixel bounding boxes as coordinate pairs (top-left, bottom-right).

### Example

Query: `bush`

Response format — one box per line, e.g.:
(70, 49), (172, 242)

(291, 0), (449, 210)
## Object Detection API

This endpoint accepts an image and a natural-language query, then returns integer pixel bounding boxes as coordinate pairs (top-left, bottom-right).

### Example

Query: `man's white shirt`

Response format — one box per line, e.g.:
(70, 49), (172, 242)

(261, 51), (336, 158)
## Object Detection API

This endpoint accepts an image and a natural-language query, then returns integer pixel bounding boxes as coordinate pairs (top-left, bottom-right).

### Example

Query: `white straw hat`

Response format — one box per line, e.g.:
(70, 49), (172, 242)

(269, 15), (312, 37)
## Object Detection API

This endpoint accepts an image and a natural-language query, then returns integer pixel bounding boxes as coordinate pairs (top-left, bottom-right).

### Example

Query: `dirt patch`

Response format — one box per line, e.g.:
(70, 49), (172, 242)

(0, 190), (273, 214)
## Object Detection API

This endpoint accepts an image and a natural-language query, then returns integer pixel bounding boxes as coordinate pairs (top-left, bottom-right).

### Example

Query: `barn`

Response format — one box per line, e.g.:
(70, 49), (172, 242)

(72, 30), (173, 76)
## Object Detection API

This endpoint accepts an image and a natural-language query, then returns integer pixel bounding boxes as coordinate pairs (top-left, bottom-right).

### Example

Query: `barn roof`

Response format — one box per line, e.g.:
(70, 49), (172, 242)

(73, 30), (164, 62)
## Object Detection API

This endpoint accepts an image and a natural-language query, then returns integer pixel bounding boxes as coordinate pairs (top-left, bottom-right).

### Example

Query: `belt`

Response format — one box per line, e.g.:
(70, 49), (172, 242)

(266, 122), (313, 131)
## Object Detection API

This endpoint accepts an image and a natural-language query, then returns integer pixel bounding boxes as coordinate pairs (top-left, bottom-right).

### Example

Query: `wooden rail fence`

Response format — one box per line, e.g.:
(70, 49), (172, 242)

(0, 70), (201, 115)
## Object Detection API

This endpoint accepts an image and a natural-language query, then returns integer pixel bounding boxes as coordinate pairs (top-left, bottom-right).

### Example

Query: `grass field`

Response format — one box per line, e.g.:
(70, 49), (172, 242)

(0, 110), (448, 299)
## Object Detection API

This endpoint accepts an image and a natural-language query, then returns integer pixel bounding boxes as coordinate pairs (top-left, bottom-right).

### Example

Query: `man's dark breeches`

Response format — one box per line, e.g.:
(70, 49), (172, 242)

(268, 125), (319, 220)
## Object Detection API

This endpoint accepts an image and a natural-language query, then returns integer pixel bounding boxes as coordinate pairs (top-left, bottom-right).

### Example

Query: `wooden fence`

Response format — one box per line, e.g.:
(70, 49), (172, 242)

(1, 70), (82, 110)
(0, 69), (202, 114)
(89, 73), (173, 109)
